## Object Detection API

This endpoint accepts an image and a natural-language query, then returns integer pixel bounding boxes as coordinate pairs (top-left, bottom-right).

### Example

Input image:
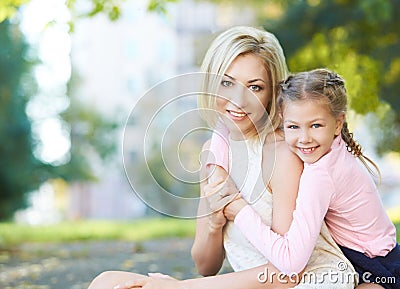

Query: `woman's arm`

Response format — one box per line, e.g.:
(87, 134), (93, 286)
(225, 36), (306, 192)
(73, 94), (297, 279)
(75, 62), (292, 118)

(191, 140), (227, 276)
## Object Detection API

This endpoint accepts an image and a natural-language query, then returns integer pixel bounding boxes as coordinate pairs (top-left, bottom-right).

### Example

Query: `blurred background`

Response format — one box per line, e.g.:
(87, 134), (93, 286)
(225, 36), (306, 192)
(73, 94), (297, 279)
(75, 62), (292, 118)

(0, 0), (399, 287)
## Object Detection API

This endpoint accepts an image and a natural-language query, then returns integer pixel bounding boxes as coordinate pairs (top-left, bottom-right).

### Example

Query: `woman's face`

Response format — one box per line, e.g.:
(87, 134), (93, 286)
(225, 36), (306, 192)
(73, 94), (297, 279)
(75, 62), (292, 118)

(216, 53), (271, 140)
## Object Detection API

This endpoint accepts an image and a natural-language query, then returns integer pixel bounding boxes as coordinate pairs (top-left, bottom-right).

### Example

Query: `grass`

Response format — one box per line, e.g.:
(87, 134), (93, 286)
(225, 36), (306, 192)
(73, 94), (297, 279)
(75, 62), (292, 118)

(0, 218), (196, 249)
(0, 216), (398, 249)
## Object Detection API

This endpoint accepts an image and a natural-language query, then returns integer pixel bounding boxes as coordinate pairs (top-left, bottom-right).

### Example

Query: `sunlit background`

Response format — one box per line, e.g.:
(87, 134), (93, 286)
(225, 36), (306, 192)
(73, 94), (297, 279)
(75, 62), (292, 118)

(2, 0), (400, 220)
(1, 0), (399, 223)
(1, 0), (400, 288)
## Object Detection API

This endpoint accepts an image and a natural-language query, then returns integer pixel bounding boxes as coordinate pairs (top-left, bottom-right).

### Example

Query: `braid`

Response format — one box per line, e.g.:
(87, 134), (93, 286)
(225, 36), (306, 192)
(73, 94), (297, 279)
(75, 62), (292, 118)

(341, 122), (381, 181)
(341, 122), (362, 157)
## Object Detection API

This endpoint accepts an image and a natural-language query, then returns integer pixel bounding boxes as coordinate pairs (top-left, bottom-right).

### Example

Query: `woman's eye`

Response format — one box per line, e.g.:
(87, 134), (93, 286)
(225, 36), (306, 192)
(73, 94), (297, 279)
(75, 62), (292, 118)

(311, 124), (322, 128)
(221, 80), (233, 87)
(287, 125), (299, 129)
(249, 85), (262, 92)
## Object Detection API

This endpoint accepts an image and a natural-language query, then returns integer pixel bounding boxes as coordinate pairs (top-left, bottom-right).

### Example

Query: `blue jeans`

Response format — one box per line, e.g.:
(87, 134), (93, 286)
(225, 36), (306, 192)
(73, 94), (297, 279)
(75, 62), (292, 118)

(339, 243), (400, 289)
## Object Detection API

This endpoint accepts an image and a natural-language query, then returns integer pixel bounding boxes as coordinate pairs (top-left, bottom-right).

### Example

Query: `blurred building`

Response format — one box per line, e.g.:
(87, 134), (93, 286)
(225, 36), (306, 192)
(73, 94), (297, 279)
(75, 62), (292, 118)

(66, 0), (256, 220)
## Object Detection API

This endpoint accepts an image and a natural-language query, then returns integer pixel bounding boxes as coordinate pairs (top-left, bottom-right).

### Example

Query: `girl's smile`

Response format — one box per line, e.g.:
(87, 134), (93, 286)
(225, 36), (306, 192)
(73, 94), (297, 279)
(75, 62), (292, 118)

(298, 146), (318, 154)
(283, 99), (344, 164)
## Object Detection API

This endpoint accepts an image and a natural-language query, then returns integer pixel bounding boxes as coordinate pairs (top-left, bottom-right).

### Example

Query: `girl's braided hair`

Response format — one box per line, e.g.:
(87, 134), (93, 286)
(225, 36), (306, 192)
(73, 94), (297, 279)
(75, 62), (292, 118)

(278, 68), (381, 179)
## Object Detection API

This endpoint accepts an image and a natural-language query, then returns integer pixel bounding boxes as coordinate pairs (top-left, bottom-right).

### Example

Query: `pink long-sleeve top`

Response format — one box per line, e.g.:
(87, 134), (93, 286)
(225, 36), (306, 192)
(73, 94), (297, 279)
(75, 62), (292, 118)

(208, 130), (397, 275)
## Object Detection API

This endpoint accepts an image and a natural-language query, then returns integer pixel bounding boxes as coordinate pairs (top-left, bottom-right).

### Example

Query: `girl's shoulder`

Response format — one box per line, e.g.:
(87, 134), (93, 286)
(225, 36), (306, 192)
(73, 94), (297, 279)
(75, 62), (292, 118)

(276, 141), (302, 165)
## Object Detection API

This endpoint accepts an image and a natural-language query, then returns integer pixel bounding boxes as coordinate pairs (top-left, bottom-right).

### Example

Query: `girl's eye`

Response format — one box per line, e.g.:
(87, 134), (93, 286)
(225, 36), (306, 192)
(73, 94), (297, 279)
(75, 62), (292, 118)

(311, 124), (322, 128)
(249, 85), (262, 92)
(287, 125), (299, 129)
(221, 80), (233, 87)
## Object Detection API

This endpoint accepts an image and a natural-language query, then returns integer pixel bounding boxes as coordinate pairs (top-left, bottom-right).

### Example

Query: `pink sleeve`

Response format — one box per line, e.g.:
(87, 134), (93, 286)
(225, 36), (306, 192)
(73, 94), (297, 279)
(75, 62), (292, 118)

(234, 167), (333, 275)
(206, 122), (229, 172)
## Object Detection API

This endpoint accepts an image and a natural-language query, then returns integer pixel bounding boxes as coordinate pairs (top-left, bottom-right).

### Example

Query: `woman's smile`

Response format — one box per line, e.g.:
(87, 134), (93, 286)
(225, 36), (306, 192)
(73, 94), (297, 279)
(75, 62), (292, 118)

(226, 109), (248, 120)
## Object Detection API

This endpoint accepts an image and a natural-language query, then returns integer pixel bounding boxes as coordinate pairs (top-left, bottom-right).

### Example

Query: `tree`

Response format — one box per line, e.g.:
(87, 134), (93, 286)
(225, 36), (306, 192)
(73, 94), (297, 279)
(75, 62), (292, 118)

(0, 0), (177, 25)
(266, 0), (400, 154)
(57, 72), (119, 182)
(0, 0), (29, 23)
(0, 20), (50, 219)
(0, 4), (119, 220)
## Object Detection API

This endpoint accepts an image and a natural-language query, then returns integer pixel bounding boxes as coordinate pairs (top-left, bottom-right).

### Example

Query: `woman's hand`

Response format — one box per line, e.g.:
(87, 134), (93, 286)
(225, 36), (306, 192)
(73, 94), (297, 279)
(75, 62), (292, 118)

(223, 197), (247, 221)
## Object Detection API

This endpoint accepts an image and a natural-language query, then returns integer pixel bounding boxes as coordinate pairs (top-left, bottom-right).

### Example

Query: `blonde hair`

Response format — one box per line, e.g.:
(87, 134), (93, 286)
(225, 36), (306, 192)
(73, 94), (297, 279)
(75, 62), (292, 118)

(278, 68), (381, 179)
(198, 26), (288, 139)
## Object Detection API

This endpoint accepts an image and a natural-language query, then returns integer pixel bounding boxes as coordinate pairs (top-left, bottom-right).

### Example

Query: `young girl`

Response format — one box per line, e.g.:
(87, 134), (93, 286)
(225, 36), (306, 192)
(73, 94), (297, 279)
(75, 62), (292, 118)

(87, 27), (355, 289)
(221, 68), (399, 288)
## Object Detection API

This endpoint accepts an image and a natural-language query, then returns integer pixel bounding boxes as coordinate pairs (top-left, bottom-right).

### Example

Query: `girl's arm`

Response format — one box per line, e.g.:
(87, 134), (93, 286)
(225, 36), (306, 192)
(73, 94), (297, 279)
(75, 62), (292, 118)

(203, 129), (307, 275)
(234, 153), (333, 275)
(223, 141), (301, 235)
(191, 140), (227, 276)
(267, 142), (301, 235)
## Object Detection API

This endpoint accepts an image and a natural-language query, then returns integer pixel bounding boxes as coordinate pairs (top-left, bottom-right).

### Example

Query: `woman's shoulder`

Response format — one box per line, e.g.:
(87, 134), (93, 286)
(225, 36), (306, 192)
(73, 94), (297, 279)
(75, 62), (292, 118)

(201, 138), (212, 151)
(200, 139), (212, 168)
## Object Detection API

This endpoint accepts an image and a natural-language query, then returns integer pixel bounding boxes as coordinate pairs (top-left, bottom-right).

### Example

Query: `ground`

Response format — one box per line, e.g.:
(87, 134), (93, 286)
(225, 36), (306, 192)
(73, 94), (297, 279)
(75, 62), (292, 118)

(0, 238), (232, 289)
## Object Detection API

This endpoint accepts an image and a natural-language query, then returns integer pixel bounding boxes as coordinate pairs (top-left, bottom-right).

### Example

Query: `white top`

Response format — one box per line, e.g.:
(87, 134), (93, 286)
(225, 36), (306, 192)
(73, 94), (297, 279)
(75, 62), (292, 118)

(223, 137), (268, 271)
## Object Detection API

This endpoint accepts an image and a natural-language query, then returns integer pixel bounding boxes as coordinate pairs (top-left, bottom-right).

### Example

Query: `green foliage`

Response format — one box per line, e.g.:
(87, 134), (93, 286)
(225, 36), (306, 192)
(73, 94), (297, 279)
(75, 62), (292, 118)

(1, 0), (180, 26)
(66, 0), (125, 32)
(57, 96), (119, 182)
(0, 20), (52, 220)
(147, 0), (180, 14)
(0, 218), (196, 248)
(267, 0), (400, 154)
(396, 222), (400, 242)
(373, 106), (400, 154)
(0, 16), (119, 220)
(0, 0), (29, 22)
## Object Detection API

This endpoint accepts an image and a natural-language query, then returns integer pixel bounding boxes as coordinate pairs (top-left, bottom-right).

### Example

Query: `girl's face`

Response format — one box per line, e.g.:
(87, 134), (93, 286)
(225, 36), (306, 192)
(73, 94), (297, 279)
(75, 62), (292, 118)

(216, 53), (271, 140)
(282, 99), (344, 164)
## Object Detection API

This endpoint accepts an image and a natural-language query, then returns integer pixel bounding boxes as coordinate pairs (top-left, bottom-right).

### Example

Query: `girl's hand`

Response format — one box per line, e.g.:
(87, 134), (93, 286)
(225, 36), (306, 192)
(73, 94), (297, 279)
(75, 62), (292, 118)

(114, 275), (183, 289)
(223, 197), (247, 221)
(203, 181), (228, 231)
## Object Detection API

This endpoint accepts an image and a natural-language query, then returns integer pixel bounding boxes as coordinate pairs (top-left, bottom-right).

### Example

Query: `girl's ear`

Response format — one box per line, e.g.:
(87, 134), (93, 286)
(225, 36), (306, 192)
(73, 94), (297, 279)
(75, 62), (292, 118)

(335, 113), (345, 136)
